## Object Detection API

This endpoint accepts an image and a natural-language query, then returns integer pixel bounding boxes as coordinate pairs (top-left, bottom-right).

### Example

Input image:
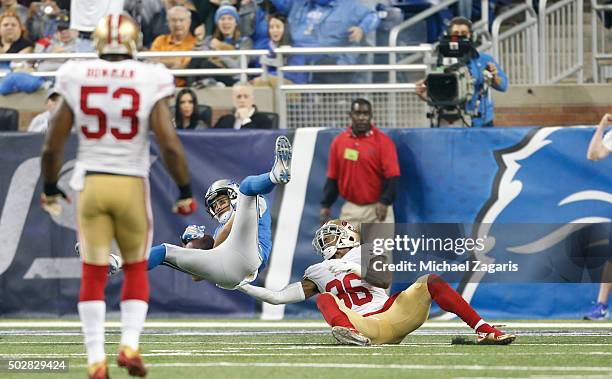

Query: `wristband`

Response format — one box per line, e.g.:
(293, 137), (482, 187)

(43, 182), (60, 196)
(178, 184), (192, 200)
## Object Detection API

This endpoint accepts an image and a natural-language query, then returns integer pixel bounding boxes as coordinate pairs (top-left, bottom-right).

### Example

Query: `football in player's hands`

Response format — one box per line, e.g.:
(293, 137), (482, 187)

(181, 224), (206, 245)
(185, 234), (214, 250)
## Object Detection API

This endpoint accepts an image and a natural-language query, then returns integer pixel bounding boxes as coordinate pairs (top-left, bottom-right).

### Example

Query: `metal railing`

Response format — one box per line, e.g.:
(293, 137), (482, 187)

(271, 46), (432, 129)
(492, 3), (540, 84)
(0, 50), (270, 82)
(539, 0), (584, 83)
(591, 0), (612, 82)
(0, 46), (433, 129)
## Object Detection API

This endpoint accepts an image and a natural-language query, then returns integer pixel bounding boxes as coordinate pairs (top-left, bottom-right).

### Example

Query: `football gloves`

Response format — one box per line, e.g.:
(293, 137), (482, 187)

(327, 259), (362, 278)
(181, 224), (207, 245)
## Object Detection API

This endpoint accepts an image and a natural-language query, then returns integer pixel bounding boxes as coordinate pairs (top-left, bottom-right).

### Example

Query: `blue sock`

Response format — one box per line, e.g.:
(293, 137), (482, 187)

(147, 244), (167, 270)
(240, 173), (275, 196)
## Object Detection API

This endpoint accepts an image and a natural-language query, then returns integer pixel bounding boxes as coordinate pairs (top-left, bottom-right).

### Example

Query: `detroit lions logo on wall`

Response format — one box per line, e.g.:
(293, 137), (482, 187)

(464, 127), (612, 284)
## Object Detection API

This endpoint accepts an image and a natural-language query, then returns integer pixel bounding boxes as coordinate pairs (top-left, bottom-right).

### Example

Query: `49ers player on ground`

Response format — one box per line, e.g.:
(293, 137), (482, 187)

(40, 13), (195, 379)
(239, 220), (516, 346)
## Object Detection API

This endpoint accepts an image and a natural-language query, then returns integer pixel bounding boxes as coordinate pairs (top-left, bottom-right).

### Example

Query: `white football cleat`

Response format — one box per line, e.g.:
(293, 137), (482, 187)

(331, 326), (371, 346)
(270, 135), (292, 184)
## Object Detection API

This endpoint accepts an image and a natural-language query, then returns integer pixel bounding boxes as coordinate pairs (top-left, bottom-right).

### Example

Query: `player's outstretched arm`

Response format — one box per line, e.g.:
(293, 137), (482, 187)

(238, 279), (318, 305)
(587, 113), (612, 161)
(150, 98), (195, 214)
(40, 98), (73, 215)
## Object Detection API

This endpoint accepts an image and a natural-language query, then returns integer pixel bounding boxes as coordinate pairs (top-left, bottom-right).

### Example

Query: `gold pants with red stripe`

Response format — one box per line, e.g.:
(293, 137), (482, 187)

(327, 275), (432, 344)
(77, 174), (152, 265)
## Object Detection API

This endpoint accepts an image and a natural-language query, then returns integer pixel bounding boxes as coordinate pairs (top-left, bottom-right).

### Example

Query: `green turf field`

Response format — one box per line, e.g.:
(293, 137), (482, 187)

(1, 321), (612, 379)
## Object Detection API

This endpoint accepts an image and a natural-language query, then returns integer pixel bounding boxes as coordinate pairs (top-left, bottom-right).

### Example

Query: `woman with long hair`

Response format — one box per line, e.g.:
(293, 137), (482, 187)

(252, 13), (307, 86)
(174, 88), (207, 129)
(0, 11), (33, 72)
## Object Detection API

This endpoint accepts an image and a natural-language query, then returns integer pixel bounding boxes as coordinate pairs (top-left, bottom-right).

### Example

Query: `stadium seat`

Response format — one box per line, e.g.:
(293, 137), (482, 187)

(0, 107), (19, 131)
(197, 104), (213, 128)
(258, 111), (279, 129)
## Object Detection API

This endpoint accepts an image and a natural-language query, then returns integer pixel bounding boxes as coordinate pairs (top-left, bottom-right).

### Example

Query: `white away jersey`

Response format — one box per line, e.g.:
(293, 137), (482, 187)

(54, 59), (175, 186)
(304, 245), (389, 315)
(603, 130), (612, 152)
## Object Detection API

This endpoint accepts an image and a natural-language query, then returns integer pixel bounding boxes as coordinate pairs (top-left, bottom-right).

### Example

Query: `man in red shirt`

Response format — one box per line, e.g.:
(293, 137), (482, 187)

(320, 98), (400, 228)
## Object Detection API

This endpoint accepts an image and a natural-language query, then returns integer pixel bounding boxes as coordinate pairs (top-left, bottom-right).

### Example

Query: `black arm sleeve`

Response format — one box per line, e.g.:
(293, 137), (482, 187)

(379, 176), (400, 205)
(320, 178), (339, 208)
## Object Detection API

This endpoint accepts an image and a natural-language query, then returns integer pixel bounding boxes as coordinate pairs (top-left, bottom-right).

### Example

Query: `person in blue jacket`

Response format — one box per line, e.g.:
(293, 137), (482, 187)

(416, 17), (508, 127)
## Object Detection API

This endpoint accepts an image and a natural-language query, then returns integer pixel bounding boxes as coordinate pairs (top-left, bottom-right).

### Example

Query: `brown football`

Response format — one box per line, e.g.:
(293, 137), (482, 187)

(185, 234), (214, 250)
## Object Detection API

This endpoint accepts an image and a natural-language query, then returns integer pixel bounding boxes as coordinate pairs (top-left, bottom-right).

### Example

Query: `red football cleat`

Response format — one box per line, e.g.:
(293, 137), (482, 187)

(117, 346), (147, 377)
(88, 360), (109, 379)
(476, 324), (516, 345)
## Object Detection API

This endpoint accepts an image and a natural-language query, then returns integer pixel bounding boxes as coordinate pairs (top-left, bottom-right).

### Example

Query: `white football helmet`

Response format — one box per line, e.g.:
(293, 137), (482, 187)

(204, 179), (239, 224)
(312, 219), (360, 260)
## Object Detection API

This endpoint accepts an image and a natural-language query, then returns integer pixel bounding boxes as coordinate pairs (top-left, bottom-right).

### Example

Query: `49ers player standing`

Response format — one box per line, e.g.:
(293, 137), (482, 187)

(239, 220), (516, 346)
(40, 14), (195, 379)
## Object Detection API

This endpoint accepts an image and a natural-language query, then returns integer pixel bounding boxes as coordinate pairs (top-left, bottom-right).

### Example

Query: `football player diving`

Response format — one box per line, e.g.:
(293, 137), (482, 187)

(238, 220), (517, 346)
(96, 135), (290, 289)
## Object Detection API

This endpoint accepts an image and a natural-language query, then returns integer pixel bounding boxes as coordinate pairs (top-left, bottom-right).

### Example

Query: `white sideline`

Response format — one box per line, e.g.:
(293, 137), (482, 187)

(0, 321), (612, 328)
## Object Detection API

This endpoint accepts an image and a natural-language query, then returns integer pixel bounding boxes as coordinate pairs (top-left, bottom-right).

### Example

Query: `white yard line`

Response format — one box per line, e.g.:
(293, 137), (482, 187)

(65, 362), (612, 372)
(1, 321), (611, 328)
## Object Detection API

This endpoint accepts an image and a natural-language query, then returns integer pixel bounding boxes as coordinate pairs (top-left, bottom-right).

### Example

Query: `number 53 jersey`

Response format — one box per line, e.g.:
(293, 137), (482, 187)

(303, 245), (390, 315)
(54, 59), (175, 186)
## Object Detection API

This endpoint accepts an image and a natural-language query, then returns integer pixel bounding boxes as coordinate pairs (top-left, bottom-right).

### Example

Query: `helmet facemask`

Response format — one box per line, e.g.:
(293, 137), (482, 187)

(312, 220), (360, 260)
(204, 180), (239, 224)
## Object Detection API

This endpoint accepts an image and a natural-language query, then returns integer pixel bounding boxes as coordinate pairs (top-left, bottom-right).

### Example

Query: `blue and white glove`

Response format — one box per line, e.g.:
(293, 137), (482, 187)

(181, 224), (207, 245)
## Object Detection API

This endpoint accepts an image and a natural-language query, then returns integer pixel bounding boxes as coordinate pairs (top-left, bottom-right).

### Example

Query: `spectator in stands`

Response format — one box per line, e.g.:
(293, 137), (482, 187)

(35, 15), (93, 72)
(415, 17), (507, 127)
(320, 98), (400, 229)
(69, 0), (125, 39)
(0, 0), (28, 25)
(139, 0), (201, 47)
(27, 87), (59, 133)
(151, 5), (197, 86)
(187, 4), (252, 87)
(0, 11), (33, 72)
(194, 0), (238, 37)
(239, 0), (276, 50)
(26, 0), (67, 42)
(174, 88), (208, 129)
(270, 0), (379, 83)
(214, 82), (274, 129)
(252, 13), (306, 86)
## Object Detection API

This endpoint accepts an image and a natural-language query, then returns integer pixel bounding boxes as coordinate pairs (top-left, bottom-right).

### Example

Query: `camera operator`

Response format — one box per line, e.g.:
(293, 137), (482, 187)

(416, 17), (507, 127)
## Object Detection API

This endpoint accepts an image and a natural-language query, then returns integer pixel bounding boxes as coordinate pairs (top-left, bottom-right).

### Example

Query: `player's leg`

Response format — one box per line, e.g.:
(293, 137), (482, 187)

(426, 274), (515, 344)
(585, 261), (612, 320)
(76, 176), (114, 376)
(239, 135), (293, 196)
(111, 176), (152, 377)
(316, 292), (391, 346)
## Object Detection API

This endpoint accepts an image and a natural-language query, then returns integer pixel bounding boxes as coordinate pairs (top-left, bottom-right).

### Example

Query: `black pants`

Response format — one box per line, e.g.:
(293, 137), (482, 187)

(187, 58), (237, 87)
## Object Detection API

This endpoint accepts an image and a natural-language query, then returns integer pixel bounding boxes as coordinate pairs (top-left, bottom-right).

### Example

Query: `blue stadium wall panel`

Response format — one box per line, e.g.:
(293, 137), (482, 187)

(0, 127), (610, 319)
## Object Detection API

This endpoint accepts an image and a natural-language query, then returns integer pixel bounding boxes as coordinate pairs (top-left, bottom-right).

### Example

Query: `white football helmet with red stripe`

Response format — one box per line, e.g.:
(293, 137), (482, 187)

(312, 219), (361, 260)
(93, 13), (142, 58)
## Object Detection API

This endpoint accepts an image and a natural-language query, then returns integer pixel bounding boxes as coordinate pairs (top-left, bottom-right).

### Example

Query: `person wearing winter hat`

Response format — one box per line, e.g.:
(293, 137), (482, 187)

(187, 3), (252, 87)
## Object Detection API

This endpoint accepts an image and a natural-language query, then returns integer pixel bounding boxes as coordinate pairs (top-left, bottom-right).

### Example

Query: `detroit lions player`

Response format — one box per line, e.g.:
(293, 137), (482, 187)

(238, 219), (516, 346)
(101, 135), (290, 288)
(584, 113), (612, 320)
